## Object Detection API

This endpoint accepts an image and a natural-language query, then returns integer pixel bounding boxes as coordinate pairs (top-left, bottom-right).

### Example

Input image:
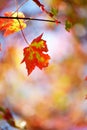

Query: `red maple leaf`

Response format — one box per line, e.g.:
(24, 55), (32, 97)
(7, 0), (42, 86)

(21, 34), (50, 75)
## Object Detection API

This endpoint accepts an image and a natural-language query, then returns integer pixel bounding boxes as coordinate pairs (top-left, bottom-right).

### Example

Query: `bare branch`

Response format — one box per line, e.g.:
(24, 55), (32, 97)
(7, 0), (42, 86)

(0, 16), (61, 23)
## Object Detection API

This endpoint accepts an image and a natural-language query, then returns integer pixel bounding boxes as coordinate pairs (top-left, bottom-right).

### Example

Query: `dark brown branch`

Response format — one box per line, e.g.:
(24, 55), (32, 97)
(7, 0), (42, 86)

(0, 16), (61, 23)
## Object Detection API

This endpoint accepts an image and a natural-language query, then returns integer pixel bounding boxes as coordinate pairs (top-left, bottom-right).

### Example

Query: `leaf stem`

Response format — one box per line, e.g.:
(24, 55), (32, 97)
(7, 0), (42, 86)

(17, 19), (29, 45)
(13, 0), (29, 15)
(0, 16), (61, 23)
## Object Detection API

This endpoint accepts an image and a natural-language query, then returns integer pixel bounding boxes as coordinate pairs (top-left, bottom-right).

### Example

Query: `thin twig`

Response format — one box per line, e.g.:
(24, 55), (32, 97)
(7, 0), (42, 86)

(14, 0), (29, 45)
(0, 16), (61, 23)
(12, 0), (29, 15)
(17, 19), (29, 45)
(15, 0), (29, 12)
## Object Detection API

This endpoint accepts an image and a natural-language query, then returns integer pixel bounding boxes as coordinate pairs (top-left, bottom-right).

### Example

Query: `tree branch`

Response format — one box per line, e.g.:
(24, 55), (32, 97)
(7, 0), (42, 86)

(0, 16), (61, 23)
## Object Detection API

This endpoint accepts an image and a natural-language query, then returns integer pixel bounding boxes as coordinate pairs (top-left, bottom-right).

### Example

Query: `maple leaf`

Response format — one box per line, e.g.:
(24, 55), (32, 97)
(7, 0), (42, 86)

(0, 12), (26, 36)
(21, 34), (50, 75)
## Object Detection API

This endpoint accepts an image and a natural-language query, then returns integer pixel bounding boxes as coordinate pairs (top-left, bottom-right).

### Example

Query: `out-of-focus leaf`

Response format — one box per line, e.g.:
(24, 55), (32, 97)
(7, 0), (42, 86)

(0, 106), (5, 113)
(65, 20), (72, 32)
(51, 8), (58, 17)
(0, 107), (17, 128)
(0, 12), (26, 36)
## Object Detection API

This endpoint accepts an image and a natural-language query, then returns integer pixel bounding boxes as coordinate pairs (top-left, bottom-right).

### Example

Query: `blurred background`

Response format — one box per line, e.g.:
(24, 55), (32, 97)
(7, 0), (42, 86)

(0, 0), (87, 129)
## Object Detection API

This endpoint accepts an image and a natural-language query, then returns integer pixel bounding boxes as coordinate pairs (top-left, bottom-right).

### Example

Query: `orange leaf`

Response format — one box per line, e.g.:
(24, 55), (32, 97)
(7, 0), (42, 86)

(21, 34), (50, 75)
(0, 12), (26, 36)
